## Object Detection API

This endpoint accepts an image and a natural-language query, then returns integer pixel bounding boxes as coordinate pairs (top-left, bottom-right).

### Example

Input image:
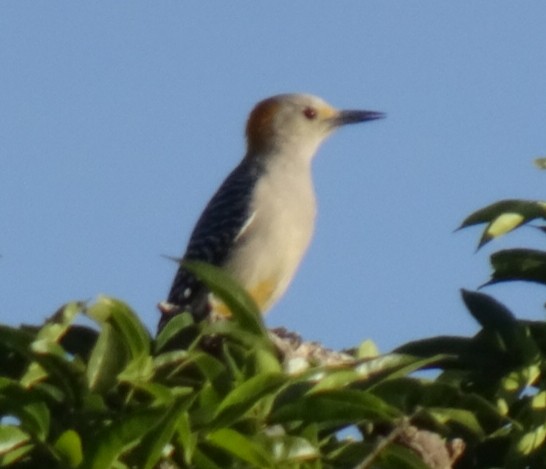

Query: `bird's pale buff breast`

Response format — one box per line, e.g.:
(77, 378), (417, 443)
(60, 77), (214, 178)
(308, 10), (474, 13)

(224, 159), (316, 311)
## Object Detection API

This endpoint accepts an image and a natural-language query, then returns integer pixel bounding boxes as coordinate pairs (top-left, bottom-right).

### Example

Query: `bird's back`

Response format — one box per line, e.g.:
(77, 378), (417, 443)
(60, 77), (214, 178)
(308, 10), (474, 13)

(163, 158), (263, 322)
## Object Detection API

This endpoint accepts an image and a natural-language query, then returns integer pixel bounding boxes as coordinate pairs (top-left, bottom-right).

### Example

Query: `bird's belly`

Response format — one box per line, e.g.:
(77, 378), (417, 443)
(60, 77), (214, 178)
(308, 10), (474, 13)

(224, 175), (316, 313)
(226, 222), (314, 312)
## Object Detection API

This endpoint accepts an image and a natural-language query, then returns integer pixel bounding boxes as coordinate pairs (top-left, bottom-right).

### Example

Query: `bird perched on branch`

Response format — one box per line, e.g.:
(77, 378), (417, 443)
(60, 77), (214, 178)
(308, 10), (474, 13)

(158, 93), (383, 331)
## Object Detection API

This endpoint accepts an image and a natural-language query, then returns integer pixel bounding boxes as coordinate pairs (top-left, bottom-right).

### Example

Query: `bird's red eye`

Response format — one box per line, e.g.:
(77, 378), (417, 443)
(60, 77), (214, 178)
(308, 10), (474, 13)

(303, 107), (317, 120)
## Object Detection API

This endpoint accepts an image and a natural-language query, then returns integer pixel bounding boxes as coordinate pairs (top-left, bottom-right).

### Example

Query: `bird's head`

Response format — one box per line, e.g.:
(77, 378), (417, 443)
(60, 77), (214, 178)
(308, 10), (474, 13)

(245, 93), (384, 161)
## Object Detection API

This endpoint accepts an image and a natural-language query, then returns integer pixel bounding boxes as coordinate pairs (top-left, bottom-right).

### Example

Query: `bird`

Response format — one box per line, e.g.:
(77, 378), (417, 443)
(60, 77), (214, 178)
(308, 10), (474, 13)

(158, 93), (384, 331)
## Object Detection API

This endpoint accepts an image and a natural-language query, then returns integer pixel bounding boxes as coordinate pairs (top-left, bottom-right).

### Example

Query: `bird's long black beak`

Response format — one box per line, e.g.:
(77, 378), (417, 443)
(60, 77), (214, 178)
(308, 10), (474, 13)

(331, 109), (385, 127)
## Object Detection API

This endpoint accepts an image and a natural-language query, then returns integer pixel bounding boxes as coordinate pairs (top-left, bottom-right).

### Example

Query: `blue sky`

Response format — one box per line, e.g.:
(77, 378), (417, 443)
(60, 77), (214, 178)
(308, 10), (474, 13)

(2, 2), (546, 351)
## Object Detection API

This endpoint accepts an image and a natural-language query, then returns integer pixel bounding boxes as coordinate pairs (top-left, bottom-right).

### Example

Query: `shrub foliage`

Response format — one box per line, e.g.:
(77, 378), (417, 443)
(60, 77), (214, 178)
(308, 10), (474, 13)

(3, 199), (546, 468)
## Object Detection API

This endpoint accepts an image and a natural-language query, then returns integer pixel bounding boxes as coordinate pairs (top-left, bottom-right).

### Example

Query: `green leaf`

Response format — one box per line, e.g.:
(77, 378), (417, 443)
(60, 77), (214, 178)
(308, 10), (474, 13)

(379, 443), (433, 469)
(154, 312), (196, 353)
(515, 423), (546, 455)
(31, 337), (68, 357)
(20, 402), (50, 442)
(0, 326), (34, 361)
(190, 351), (229, 384)
(271, 389), (400, 426)
(461, 290), (541, 369)
(202, 319), (275, 356)
(152, 349), (190, 376)
(394, 335), (472, 358)
(20, 353), (83, 407)
(458, 199), (546, 248)
(356, 340), (380, 359)
(184, 261), (267, 337)
(81, 408), (167, 469)
(425, 407), (485, 437)
(130, 382), (192, 406)
(0, 426), (31, 455)
(461, 289), (516, 332)
(531, 391), (546, 410)
(501, 364), (541, 393)
(266, 434), (318, 463)
(488, 248), (546, 286)
(41, 302), (81, 335)
(117, 355), (154, 385)
(173, 412), (197, 465)
(130, 394), (195, 469)
(252, 347), (282, 374)
(354, 353), (449, 384)
(87, 296), (151, 359)
(211, 372), (286, 427)
(308, 369), (363, 393)
(192, 446), (228, 469)
(0, 379), (51, 441)
(0, 443), (34, 466)
(86, 323), (127, 392)
(19, 362), (49, 388)
(207, 428), (273, 467)
(26, 303), (82, 356)
(54, 429), (83, 467)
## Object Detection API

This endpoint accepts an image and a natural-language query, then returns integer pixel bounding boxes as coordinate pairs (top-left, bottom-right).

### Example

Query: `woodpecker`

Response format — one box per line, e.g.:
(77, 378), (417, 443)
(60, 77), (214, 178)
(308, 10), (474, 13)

(158, 93), (383, 331)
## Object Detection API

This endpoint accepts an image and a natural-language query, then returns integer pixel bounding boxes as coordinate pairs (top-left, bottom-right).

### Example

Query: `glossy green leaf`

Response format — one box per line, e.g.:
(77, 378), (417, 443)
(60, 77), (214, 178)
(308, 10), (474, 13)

(211, 372), (286, 427)
(266, 434), (318, 463)
(203, 319), (275, 355)
(531, 391), (546, 410)
(30, 337), (68, 357)
(86, 323), (127, 392)
(394, 335), (472, 358)
(189, 351), (228, 383)
(20, 401), (50, 442)
(356, 339), (380, 359)
(501, 364), (541, 393)
(192, 447), (227, 469)
(20, 353), (83, 406)
(0, 426), (30, 455)
(154, 312), (196, 353)
(19, 362), (48, 389)
(174, 412), (197, 465)
(130, 394), (195, 469)
(271, 389), (400, 425)
(0, 379), (51, 440)
(425, 407), (484, 437)
(515, 423), (546, 455)
(130, 382), (192, 406)
(0, 443), (34, 466)
(35, 302), (81, 343)
(117, 355), (154, 385)
(152, 349), (189, 370)
(488, 248), (546, 286)
(54, 429), (83, 467)
(252, 347), (282, 374)
(461, 289), (516, 332)
(184, 261), (266, 337)
(207, 428), (273, 467)
(87, 296), (151, 358)
(81, 408), (167, 469)
(353, 353), (449, 384)
(310, 369), (364, 392)
(379, 443), (433, 469)
(458, 199), (546, 248)
(0, 326), (34, 360)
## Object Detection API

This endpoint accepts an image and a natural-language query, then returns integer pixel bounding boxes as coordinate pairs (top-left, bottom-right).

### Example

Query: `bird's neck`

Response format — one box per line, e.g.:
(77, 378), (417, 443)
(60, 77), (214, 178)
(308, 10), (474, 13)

(247, 140), (322, 172)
